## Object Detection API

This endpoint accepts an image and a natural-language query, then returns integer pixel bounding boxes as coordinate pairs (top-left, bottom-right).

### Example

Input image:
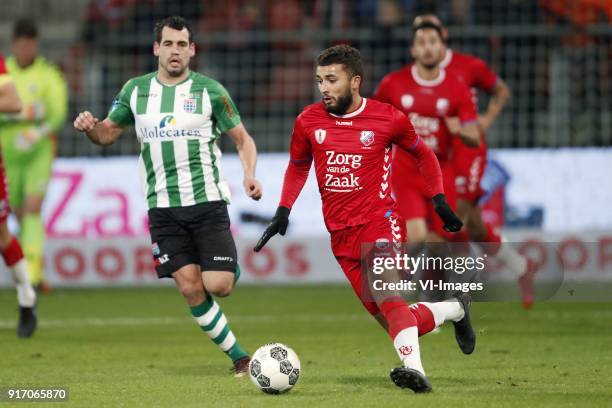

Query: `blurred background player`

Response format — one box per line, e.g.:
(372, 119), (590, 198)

(255, 44), (472, 393)
(374, 21), (480, 245)
(73, 16), (262, 376)
(412, 14), (537, 308)
(0, 19), (68, 293)
(0, 51), (37, 338)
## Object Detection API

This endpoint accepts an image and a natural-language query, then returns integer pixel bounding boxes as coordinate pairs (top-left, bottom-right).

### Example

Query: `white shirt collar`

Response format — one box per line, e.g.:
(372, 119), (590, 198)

(440, 48), (453, 69)
(329, 97), (367, 118)
(411, 65), (446, 87)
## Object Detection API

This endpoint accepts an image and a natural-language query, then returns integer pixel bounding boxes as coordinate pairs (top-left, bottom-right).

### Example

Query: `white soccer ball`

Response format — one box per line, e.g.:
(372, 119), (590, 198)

(248, 343), (301, 394)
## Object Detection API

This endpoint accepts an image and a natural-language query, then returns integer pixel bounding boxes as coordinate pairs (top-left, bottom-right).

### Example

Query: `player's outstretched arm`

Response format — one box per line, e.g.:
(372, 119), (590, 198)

(253, 158), (311, 252)
(254, 116), (312, 251)
(73, 112), (123, 146)
(227, 123), (262, 201)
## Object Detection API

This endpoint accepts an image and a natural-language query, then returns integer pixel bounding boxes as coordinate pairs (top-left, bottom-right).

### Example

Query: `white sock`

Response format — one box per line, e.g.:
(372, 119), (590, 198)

(496, 244), (528, 277)
(418, 300), (464, 325)
(11, 259), (36, 307)
(393, 327), (425, 375)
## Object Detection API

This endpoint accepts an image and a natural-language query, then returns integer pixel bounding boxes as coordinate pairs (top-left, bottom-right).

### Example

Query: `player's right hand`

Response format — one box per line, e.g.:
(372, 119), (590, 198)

(74, 111), (99, 133)
(254, 207), (290, 252)
(432, 194), (463, 232)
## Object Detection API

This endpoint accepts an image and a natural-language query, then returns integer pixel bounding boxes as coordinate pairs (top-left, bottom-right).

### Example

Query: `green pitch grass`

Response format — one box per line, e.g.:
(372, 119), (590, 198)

(1, 285), (611, 407)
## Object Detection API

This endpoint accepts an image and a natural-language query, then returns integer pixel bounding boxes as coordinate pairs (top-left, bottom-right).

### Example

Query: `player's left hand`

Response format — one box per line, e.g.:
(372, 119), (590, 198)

(432, 194), (463, 232)
(243, 177), (262, 201)
(254, 207), (290, 252)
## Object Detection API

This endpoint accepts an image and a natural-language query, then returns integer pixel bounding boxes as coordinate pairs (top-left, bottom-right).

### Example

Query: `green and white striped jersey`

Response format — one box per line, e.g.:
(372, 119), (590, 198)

(108, 71), (241, 209)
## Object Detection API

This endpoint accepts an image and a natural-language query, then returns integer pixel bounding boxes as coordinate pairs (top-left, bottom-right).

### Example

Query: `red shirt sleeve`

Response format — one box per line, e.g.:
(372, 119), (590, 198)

(279, 115), (312, 209)
(472, 57), (498, 93)
(454, 81), (479, 125)
(390, 108), (444, 198)
(0, 54), (7, 75)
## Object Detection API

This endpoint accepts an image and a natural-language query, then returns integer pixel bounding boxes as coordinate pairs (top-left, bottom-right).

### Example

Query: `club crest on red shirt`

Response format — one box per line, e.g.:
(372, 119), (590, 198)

(436, 98), (449, 115)
(315, 128), (326, 144)
(401, 94), (414, 109)
(360, 130), (375, 147)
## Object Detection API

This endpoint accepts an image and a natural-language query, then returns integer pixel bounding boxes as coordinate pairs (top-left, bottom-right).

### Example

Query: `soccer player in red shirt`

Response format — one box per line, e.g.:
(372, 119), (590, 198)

(0, 52), (37, 337)
(374, 22), (481, 244)
(255, 45), (475, 393)
(413, 14), (537, 308)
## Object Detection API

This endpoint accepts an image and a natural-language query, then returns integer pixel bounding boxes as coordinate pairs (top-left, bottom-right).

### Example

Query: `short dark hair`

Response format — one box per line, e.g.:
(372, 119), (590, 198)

(316, 44), (364, 78)
(412, 21), (445, 44)
(412, 13), (444, 29)
(154, 16), (193, 43)
(13, 18), (38, 39)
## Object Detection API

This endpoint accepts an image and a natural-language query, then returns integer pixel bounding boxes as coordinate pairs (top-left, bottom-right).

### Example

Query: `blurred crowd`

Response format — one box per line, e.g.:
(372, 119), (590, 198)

(4, 0), (611, 154)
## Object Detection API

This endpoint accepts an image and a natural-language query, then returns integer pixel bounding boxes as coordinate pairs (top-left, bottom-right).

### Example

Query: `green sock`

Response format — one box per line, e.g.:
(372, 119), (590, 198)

(20, 213), (45, 285)
(190, 297), (248, 362)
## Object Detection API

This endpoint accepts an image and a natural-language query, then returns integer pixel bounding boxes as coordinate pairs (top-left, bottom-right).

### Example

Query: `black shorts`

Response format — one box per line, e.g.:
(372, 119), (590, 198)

(148, 201), (238, 278)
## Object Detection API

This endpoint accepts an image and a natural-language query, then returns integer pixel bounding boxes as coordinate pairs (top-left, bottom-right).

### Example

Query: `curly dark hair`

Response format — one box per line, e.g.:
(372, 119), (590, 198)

(316, 44), (364, 78)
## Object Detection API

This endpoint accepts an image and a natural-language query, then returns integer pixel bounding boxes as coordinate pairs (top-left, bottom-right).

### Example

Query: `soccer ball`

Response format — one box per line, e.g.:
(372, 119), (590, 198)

(248, 343), (301, 394)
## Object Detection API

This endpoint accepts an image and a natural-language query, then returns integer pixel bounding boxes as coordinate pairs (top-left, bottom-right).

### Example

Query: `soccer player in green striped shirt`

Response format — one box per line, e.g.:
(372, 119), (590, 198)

(74, 16), (262, 376)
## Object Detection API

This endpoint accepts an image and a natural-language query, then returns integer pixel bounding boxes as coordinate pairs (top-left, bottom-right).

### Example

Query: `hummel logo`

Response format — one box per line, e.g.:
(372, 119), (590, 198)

(336, 120), (352, 126)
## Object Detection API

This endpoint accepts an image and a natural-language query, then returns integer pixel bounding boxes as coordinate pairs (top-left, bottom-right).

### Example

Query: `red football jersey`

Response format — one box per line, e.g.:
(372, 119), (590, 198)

(278, 98), (443, 232)
(374, 65), (477, 162)
(440, 49), (499, 104)
(0, 53), (8, 78)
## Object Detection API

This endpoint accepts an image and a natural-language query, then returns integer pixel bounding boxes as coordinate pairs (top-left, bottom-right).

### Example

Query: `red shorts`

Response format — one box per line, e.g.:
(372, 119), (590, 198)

(0, 149), (10, 223)
(392, 158), (457, 241)
(453, 138), (487, 203)
(330, 211), (407, 315)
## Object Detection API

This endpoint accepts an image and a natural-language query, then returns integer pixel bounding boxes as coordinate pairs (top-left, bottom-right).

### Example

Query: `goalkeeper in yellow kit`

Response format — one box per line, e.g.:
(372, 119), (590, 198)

(0, 19), (68, 290)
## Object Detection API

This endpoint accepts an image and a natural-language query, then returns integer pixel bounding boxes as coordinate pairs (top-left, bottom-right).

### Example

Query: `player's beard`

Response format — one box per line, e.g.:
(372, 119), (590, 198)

(324, 89), (353, 115)
(163, 59), (187, 78)
(420, 50), (442, 70)
(422, 61), (439, 70)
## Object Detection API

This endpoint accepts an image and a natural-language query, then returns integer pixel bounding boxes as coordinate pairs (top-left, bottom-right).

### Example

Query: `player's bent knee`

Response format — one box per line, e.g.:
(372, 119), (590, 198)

(406, 219), (428, 242)
(178, 281), (205, 302)
(205, 279), (234, 298)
